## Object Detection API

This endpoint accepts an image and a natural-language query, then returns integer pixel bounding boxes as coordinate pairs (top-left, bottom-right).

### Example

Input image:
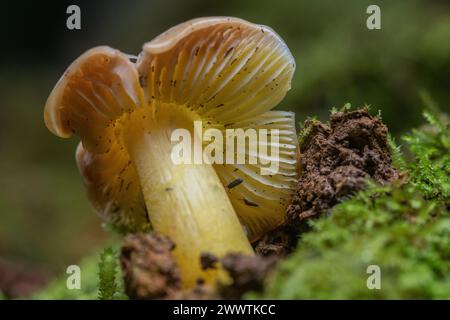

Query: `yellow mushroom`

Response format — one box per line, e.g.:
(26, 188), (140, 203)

(44, 17), (298, 287)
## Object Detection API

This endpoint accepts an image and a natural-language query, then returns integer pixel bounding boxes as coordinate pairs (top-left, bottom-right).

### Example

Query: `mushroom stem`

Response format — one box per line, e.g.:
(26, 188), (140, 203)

(122, 106), (254, 287)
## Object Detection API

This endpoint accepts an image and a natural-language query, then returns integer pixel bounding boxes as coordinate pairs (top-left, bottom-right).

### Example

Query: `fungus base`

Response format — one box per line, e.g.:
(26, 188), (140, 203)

(122, 105), (254, 287)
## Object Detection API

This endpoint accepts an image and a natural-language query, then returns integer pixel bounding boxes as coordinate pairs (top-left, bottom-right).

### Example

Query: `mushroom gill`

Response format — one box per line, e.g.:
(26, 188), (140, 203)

(44, 17), (298, 287)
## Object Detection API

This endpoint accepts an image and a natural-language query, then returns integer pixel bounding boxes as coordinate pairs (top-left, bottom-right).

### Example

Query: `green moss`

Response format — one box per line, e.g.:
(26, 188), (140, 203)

(252, 107), (450, 300)
(403, 111), (450, 201)
(32, 252), (99, 300)
(98, 247), (126, 300)
(32, 246), (126, 300)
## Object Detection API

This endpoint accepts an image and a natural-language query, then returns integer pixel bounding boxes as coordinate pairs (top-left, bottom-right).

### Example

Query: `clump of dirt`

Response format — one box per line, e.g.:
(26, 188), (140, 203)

(120, 233), (218, 299)
(218, 253), (278, 299)
(120, 233), (181, 299)
(255, 108), (399, 256)
(200, 252), (219, 270)
(254, 225), (299, 257)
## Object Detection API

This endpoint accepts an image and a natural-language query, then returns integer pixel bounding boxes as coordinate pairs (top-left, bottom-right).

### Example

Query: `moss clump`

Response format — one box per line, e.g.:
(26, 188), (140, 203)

(98, 247), (126, 300)
(403, 117), (450, 200)
(252, 107), (450, 299)
(32, 246), (126, 300)
(32, 254), (99, 300)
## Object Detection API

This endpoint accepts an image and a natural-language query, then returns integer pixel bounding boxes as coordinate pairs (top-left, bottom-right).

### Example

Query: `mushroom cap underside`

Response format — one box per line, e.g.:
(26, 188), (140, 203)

(45, 16), (298, 241)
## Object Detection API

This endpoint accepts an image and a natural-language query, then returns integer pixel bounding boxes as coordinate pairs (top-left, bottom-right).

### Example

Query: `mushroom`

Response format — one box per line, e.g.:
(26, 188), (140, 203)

(44, 17), (298, 287)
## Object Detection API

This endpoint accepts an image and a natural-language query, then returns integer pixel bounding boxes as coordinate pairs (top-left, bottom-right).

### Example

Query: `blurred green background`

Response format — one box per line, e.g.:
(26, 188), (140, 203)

(0, 0), (449, 294)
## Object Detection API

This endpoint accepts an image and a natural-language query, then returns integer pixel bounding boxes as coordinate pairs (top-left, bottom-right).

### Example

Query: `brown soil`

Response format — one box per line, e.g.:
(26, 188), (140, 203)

(218, 253), (278, 299)
(120, 233), (218, 299)
(120, 109), (399, 299)
(120, 233), (182, 299)
(254, 109), (399, 256)
(120, 234), (275, 300)
(200, 252), (219, 270)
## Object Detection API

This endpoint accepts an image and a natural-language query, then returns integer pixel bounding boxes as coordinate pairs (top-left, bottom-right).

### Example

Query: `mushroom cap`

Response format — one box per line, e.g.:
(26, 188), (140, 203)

(44, 17), (298, 240)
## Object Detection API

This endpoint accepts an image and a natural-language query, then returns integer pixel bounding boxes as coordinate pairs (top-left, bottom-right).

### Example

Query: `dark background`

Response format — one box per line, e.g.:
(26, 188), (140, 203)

(0, 0), (449, 283)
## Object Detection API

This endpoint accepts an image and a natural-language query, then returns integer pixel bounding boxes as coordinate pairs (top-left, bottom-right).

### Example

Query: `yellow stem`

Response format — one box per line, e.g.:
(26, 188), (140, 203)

(122, 105), (254, 287)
